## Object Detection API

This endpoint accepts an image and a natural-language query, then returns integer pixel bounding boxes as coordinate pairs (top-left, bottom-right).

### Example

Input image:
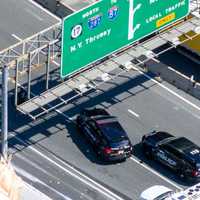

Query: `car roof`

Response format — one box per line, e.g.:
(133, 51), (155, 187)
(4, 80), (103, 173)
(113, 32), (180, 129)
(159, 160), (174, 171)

(166, 137), (197, 152)
(95, 116), (127, 142)
(140, 185), (173, 200)
(166, 137), (200, 163)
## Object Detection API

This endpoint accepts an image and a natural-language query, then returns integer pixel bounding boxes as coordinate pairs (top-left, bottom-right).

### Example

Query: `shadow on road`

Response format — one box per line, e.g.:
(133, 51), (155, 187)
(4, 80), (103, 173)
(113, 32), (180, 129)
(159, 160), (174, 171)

(8, 70), (157, 165)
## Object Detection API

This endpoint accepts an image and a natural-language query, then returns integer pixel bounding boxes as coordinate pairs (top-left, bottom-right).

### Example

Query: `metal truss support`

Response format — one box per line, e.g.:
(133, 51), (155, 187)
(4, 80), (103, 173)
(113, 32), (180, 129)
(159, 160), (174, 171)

(0, 22), (62, 107)
(0, 22), (61, 75)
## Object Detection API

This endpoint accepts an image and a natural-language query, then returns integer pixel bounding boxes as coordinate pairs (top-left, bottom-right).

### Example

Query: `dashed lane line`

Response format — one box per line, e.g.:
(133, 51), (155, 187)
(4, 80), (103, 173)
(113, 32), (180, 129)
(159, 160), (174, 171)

(128, 109), (140, 118)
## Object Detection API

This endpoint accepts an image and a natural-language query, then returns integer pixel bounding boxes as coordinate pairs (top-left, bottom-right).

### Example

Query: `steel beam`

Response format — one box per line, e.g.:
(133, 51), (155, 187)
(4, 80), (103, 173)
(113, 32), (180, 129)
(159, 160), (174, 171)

(1, 66), (8, 158)
(14, 59), (19, 106)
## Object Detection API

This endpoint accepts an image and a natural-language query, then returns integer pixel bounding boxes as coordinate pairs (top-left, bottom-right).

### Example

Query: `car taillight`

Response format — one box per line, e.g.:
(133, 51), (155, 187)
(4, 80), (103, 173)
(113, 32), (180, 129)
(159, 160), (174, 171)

(103, 147), (112, 154)
(192, 170), (199, 177)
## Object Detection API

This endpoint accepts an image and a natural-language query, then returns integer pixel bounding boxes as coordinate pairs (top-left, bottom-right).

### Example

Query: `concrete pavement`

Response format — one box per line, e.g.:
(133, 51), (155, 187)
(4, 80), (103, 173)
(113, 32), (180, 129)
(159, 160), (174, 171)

(22, 183), (52, 200)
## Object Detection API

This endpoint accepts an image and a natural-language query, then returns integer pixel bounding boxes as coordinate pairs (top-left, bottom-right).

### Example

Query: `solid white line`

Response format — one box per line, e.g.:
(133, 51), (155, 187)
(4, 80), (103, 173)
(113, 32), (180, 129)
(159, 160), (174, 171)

(27, 0), (61, 22)
(130, 157), (182, 190)
(128, 109), (140, 118)
(132, 66), (200, 112)
(11, 133), (124, 200)
(11, 34), (22, 41)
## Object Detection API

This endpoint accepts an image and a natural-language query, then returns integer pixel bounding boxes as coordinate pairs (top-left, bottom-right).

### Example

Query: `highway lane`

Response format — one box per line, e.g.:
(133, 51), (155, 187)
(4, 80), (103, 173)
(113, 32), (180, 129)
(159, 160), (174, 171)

(10, 129), (126, 200)
(9, 117), (179, 200)
(0, 0), (59, 51)
(9, 68), (200, 199)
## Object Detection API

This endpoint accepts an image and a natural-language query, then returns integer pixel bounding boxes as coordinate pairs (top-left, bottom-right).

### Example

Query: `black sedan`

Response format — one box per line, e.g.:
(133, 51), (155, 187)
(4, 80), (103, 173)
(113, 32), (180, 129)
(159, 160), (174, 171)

(76, 108), (133, 161)
(141, 131), (200, 182)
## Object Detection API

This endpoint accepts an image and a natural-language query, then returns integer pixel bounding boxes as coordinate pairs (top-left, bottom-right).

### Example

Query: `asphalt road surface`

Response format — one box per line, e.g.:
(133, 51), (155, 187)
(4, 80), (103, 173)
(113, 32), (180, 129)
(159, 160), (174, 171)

(0, 0), (59, 51)
(8, 67), (200, 199)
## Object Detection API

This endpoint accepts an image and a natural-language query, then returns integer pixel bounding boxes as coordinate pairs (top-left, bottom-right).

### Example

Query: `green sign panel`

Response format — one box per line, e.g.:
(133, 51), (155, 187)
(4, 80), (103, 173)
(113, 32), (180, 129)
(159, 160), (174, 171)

(61, 0), (189, 77)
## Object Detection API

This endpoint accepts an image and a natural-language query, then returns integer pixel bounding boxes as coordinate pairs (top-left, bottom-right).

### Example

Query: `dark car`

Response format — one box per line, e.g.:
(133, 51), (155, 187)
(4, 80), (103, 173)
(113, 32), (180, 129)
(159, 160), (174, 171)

(76, 108), (133, 161)
(141, 131), (200, 182)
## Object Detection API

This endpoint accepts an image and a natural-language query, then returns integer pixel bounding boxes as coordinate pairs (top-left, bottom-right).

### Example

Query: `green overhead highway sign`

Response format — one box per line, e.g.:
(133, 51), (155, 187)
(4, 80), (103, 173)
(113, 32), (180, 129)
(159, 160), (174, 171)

(61, 0), (189, 77)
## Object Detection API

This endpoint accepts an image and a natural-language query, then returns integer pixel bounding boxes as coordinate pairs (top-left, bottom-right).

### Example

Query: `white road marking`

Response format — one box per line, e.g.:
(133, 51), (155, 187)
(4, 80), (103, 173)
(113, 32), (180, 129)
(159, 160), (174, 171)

(11, 34), (22, 41)
(128, 109), (140, 118)
(27, 0), (61, 21)
(11, 133), (124, 200)
(132, 66), (200, 112)
(130, 157), (182, 190)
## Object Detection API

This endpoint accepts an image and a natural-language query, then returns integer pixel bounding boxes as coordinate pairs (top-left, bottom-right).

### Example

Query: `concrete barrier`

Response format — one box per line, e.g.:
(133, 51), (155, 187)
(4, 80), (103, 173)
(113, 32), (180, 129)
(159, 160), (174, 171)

(144, 59), (200, 100)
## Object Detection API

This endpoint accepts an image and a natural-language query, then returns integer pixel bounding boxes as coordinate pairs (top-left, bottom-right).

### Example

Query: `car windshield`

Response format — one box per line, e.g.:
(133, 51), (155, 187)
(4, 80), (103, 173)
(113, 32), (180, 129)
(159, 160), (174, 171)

(154, 191), (173, 200)
(97, 119), (127, 142)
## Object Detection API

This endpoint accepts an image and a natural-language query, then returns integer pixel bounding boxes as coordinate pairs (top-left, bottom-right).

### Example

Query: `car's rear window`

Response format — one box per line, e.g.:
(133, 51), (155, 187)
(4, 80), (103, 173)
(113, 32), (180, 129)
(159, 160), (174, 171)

(168, 137), (195, 151)
(97, 120), (127, 143)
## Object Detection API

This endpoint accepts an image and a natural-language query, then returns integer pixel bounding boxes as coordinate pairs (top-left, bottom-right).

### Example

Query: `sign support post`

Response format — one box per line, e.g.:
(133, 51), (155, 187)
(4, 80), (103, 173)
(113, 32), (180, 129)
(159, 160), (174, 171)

(1, 66), (8, 159)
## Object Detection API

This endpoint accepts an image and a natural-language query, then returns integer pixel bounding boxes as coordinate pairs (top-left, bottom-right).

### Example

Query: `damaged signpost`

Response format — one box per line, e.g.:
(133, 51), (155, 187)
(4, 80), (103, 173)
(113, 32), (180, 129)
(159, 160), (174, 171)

(61, 0), (189, 78)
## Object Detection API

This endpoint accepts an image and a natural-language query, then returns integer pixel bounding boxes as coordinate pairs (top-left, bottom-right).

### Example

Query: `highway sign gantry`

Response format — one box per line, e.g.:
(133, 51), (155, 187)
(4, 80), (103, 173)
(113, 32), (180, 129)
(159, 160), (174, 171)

(62, 0), (189, 77)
